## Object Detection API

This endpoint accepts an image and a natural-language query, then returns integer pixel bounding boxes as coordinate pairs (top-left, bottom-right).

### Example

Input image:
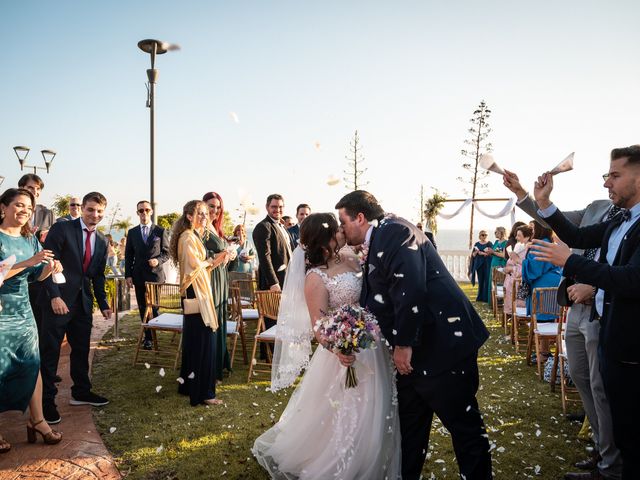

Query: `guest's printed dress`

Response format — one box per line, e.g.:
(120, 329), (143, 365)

(0, 232), (44, 412)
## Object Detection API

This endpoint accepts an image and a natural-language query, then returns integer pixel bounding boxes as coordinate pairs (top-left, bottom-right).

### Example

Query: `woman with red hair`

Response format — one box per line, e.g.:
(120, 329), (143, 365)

(201, 192), (235, 382)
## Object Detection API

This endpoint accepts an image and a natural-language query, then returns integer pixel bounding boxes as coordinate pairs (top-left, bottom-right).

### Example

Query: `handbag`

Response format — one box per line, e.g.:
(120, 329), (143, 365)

(556, 277), (575, 307)
(183, 298), (200, 314)
(516, 281), (531, 301)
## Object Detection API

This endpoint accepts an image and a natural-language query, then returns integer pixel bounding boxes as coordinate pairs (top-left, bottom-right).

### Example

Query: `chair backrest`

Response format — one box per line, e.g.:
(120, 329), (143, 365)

(145, 282), (182, 311)
(232, 279), (256, 306)
(492, 267), (506, 287)
(531, 287), (561, 325)
(228, 286), (242, 322)
(255, 290), (282, 324)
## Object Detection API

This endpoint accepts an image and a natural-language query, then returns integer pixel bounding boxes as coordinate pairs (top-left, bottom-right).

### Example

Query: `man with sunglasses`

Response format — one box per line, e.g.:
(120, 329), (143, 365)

(56, 196), (82, 222)
(125, 201), (170, 350)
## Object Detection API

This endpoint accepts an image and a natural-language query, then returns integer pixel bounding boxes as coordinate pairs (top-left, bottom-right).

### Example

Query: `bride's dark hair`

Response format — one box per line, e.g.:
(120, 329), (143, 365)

(300, 213), (339, 269)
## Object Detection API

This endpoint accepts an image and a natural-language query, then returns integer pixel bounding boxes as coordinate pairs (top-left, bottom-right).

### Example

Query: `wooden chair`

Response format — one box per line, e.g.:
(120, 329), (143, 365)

(247, 290), (281, 382)
(227, 286), (249, 366)
(229, 271), (253, 284)
(132, 282), (183, 369)
(511, 278), (531, 353)
(491, 267), (506, 322)
(526, 287), (562, 379)
(231, 278), (257, 308)
(550, 307), (582, 413)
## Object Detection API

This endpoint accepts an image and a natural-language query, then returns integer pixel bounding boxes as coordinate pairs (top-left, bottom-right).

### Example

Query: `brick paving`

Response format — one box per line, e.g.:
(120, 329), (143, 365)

(0, 312), (127, 479)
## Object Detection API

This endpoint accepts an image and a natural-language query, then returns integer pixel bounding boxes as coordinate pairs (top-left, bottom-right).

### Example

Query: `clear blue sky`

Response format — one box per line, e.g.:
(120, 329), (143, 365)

(1, 0), (639, 231)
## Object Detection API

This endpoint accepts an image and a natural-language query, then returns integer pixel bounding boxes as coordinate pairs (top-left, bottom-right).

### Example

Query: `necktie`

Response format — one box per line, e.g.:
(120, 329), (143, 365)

(583, 205), (623, 260)
(142, 225), (149, 242)
(83, 228), (94, 273)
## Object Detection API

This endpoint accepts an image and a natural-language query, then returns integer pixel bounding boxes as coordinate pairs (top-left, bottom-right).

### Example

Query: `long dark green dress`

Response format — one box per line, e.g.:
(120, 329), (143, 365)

(202, 229), (230, 380)
(0, 232), (44, 412)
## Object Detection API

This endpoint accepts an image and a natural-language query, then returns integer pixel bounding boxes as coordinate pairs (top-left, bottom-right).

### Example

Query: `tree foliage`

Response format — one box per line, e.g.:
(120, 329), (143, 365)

(51, 194), (71, 217)
(157, 212), (180, 230)
(457, 100), (492, 196)
(343, 130), (368, 191)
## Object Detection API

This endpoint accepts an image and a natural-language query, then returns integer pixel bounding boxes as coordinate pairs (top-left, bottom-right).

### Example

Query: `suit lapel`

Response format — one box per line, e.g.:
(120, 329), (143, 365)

(73, 219), (84, 262)
(612, 216), (640, 265)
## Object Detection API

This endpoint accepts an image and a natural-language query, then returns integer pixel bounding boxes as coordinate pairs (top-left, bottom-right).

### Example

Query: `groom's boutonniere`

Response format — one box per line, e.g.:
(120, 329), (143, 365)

(357, 243), (369, 268)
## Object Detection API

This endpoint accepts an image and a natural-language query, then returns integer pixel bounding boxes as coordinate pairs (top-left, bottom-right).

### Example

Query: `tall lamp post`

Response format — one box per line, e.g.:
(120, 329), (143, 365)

(13, 146), (57, 174)
(137, 39), (179, 224)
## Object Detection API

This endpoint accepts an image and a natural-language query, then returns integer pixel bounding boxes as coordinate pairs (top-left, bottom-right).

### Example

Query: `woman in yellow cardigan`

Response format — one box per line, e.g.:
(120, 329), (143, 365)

(169, 200), (229, 406)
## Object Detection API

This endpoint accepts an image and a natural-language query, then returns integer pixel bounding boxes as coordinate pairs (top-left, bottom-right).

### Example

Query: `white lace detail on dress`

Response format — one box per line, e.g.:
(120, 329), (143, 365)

(306, 269), (363, 311)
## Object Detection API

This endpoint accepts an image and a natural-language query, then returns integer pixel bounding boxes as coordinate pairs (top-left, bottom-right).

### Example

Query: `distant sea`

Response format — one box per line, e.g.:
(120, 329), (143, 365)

(435, 229), (490, 251)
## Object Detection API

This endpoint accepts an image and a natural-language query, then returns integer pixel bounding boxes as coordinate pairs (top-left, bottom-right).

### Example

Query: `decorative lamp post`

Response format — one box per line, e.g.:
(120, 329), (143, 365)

(14, 146), (57, 174)
(137, 39), (179, 224)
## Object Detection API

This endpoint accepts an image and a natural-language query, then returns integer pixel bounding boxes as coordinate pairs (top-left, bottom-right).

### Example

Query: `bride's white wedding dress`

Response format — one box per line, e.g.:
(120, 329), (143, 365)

(252, 268), (401, 480)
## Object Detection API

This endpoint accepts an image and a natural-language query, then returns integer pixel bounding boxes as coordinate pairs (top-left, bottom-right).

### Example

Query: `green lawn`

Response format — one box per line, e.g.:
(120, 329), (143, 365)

(92, 284), (589, 479)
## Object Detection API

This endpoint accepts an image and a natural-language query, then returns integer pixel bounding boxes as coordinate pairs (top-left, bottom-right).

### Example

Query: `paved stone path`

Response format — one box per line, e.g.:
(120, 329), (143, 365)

(0, 312), (127, 479)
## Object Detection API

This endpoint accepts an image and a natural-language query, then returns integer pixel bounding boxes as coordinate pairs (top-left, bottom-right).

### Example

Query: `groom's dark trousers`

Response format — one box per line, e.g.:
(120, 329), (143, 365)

(361, 214), (492, 480)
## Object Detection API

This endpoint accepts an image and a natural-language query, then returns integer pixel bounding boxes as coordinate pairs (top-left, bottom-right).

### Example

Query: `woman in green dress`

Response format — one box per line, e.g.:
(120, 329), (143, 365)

(202, 192), (235, 382)
(486, 226), (508, 307)
(0, 188), (63, 453)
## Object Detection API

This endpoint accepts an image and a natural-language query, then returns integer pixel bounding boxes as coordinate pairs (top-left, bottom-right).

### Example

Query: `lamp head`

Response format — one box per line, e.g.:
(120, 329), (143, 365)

(13, 145), (30, 167)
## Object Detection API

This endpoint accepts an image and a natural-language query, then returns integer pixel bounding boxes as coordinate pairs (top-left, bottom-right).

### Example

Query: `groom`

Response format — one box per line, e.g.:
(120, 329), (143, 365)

(336, 190), (492, 480)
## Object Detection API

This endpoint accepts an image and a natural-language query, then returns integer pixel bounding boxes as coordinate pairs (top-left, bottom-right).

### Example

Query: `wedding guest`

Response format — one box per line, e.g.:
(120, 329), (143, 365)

(125, 201), (170, 350)
(504, 222), (526, 255)
(504, 168), (622, 479)
(229, 224), (255, 273)
(486, 226), (508, 306)
(117, 236), (126, 272)
(202, 192), (236, 381)
(18, 174), (55, 235)
(522, 221), (562, 321)
(503, 225), (531, 316)
(56, 196), (82, 222)
(287, 203), (310, 247)
(39, 192), (112, 425)
(0, 188), (63, 452)
(105, 234), (119, 276)
(528, 145), (640, 479)
(470, 230), (493, 302)
(170, 200), (226, 406)
(282, 215), (294, 229)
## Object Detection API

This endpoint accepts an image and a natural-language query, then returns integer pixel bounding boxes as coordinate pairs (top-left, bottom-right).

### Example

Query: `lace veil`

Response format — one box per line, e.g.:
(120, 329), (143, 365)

(270, 245), (313, 391)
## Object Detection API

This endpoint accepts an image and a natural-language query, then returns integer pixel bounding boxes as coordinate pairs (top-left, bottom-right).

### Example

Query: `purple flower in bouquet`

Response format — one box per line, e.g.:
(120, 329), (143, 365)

(313, 304), (379, 388)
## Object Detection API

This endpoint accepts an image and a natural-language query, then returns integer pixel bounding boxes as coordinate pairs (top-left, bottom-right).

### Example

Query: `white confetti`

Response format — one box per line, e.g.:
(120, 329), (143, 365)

(377, 251), (384, 258)
(447, 317), (460, 323)
(368, 219), (379, 227)
(144, 363), (150, 369)
(188, 372), (195, 379)
(251, 358), (257, 365)
(412, 306), (419, 313)
(374, 294), (384, 304)
(277, 264), (287, 272)
(514, 432), (524, 438)
(392, 329), (397, 335)
(534, 465), (541, 475)
(535, 429), (541, 437)
(155, 385), (162, 393)
(393, 273), (404, 278)
(109, 427), (117, 434)
(156, 445), (164, 454)
(497, 446), (505, 453)
(252, 402), (259, 407)
(176, 377), (184, 384)
(159, 368), (165, 377)
(454, 331), (463, 337)
(408, 244), (418, 250)
(466, 405), (471, 412)
(322, 223), (329, 228)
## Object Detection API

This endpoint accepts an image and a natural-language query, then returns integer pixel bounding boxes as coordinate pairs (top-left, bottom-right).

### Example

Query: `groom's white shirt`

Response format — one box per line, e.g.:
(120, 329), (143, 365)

(364, 225), (374, 245)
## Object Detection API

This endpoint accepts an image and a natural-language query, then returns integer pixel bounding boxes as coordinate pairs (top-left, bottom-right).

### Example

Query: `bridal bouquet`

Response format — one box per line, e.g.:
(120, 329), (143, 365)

(314, 305), (379, 388)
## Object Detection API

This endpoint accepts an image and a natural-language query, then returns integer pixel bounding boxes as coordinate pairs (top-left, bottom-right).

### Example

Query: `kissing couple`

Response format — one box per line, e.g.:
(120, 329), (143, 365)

(253, 190), (493, 480)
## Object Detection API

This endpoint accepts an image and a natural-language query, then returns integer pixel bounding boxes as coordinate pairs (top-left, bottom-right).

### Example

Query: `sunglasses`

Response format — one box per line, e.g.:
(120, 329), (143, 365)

(480, 233), (487, 237)
(138, 208), (152, 214)
(69, 203), (81, 207)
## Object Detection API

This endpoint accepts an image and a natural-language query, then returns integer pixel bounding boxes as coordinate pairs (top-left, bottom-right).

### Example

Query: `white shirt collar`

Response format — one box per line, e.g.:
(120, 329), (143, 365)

(79, 218), (94, 232)
(364, 225), (374, 245)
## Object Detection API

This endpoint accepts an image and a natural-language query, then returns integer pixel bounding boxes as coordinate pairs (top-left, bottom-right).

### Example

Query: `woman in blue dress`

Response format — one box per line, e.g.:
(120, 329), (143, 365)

(0, 188), (63, 453)
(486, 226), (508, 306)
(471, 230), (493, 302)
(522, 221), (562, 321)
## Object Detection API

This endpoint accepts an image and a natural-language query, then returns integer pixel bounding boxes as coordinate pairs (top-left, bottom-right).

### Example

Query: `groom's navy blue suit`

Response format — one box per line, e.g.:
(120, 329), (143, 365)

(360, 214), (492, 480)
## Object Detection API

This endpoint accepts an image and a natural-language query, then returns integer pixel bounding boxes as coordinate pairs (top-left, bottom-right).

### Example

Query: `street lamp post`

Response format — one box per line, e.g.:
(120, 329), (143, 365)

(137, 39), (179, 224)
(13, 146), (57, 174)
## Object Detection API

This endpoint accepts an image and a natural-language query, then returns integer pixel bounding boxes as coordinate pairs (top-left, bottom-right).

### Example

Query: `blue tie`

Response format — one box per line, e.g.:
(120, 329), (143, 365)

(142, 225), (149, 242)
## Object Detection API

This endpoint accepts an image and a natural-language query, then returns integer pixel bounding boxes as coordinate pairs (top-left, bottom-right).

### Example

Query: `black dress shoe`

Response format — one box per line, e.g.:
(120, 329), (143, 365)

(70, 392), (109, 407)
(142, 339), (153, 350)
(575, 451), (601, 470)
(44, 404), (61, 425)
(564, 470), (604, 479)
(54, 375), (62, 383)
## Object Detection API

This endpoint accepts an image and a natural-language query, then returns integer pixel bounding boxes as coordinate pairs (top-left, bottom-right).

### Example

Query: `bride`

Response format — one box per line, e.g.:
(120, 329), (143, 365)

(252, 213), (401, 479)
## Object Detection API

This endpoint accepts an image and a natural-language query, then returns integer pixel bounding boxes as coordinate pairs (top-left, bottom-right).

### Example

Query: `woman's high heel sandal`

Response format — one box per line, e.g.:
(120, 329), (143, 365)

(27, 419), (62, 445)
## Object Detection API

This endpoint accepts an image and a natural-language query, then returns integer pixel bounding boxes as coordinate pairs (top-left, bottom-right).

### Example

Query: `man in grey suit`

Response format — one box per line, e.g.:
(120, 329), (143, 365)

(503, 169), (622, 480)
(18, 173), (55, 234)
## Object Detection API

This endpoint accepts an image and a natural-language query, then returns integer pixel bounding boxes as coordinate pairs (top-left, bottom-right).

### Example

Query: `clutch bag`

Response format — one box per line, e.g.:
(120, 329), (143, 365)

(183, 298), (200, 314)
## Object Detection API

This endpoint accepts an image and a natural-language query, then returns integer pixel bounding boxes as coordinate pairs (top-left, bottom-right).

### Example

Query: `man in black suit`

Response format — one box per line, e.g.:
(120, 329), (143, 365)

(252, 194), (292, 292)
(39, 192), (112, 425)
(287, 203), (310, 248)
(336, 190), (492, 480)
(125, 200), (170, 349)
(530, 145), (640, 480)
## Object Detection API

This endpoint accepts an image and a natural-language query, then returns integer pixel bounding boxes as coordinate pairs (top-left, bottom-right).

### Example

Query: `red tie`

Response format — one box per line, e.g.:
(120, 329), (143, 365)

(83, 228), (94, 273)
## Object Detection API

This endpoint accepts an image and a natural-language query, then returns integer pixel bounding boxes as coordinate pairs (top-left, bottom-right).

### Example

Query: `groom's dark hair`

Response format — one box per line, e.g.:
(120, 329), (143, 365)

(335, 190), (384, 221)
